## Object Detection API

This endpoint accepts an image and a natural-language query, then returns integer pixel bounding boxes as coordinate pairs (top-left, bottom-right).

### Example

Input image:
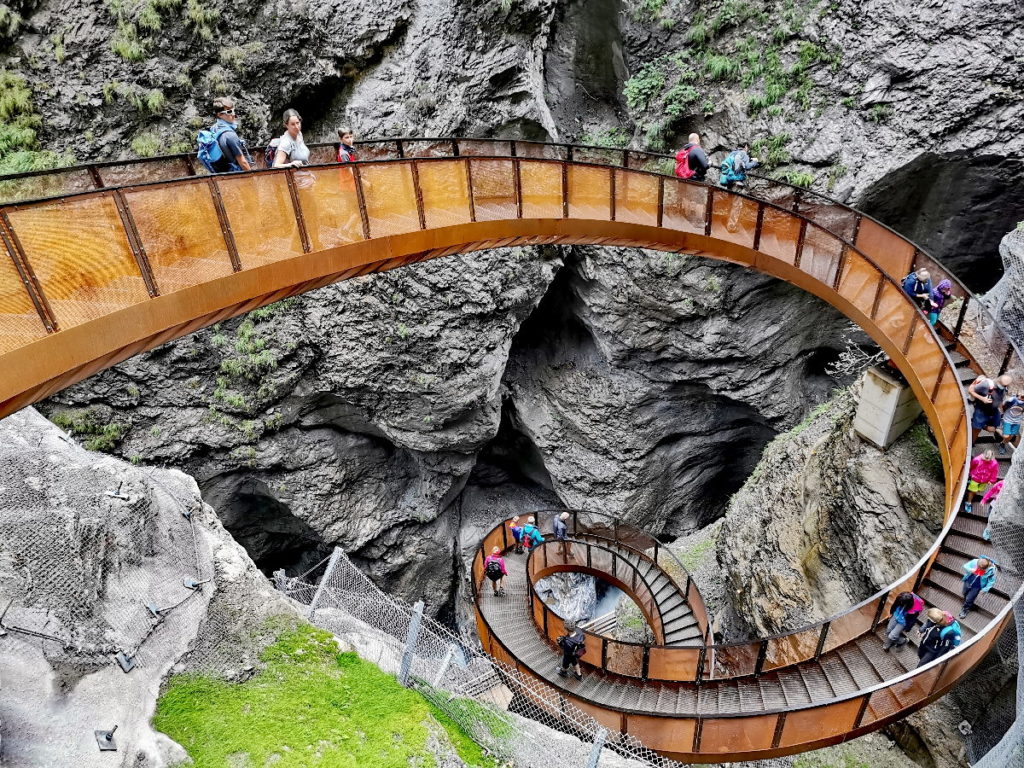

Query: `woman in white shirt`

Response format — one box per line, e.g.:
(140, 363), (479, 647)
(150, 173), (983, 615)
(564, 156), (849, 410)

(273, 109), (310, 168)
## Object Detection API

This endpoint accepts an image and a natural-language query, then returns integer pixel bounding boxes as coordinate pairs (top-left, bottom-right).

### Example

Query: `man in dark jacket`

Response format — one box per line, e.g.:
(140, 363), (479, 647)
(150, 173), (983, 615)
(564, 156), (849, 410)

(917, 608), (962, 667)
(553, 511), (572, 560)
(675, 133), (710, 181)
(556, 619), (585, 680)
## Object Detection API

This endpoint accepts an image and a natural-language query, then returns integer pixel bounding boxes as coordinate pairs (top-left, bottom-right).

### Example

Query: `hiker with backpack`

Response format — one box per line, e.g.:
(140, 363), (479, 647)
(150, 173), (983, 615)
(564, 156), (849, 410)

(718, 142), (760, 189)
(509, 515), (524, 554)
(483, 546), (508, 596)
(927, 279), (953, 326)
(916, 608), (961, 667)
(521, 516), (544, 552)
(882, 590), (925, 651)
(960, 556), (997, 619)
(999, 390), (1023, 454)
(197, 96), (252, 173)
(965, 449), (999, 514)
(336, 126), (358, 162)
(901, 268), (932, 313)
(969, 374), (1012, 444)
(675, 133), (709, 182)
(556, 619), (586, 680)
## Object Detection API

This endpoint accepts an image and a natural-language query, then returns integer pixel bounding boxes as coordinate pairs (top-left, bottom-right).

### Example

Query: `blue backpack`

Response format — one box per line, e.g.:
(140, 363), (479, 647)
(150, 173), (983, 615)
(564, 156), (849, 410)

(719, 152), (744, 186)
(196, 124), (237, 173)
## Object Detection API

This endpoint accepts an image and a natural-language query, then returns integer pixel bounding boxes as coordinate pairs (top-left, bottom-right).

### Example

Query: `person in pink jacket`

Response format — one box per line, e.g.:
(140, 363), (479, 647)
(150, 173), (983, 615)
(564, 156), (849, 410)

(965, 450), (999, 514)
(484, 546), (508, 596)
(981, 480), (1003, 541)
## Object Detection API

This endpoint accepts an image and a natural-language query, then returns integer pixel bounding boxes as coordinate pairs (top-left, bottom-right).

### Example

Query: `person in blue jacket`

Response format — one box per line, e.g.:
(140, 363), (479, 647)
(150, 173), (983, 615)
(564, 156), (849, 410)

(718, 143), (760, 189)
(917, 608), (961, 667)
(960, 556), (998, 618)
(520, 516), (544, 551)
(901, 268), (932, 313)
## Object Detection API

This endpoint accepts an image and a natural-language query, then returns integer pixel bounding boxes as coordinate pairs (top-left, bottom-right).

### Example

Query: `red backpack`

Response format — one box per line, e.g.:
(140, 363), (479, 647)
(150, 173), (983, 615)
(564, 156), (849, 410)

(675, 145), (696, 179)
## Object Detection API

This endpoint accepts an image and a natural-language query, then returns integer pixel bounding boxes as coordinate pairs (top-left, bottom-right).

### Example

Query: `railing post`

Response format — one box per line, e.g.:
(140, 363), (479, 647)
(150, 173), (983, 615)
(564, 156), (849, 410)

(88, 165), (104, 189)
(852, 694), (871, 729)
(622, 148), (629, 168)
(999, 347), (1014, 376)
(684, 572), (691, 605)
(609, 167), (616, 222)
(931, 362), (949, 402)
(704, 186), (714, 236)
(641, 644), (650, 680)
(112, 189), (159, 297)
(753, 202), (765, 252)
(792, 189), (802, 214)
(396, 139), (405, 159)
(771, 712), (788, 749)
(0, 215), (59, 332)
(561, 162), (569, 218)
(833, 243), (849, 291)
(871, 590), (891, 628)
(814, 621), (830, 660)
(696, 646), (706, 684)
(463, 158), (477, 223)
(654, 540), (659, 565)
(585, 727), (607, 768)
(912, 561), (928, 593)
(284, 169), (312, 253)
(183, 155), (197, 176)
(953, 296), (970, 339)
(512, 157), (523, 219)
(656, 176), (665, 228)
(206, 179), (242, 272)
(409, 160), (427, 230)
(352, 164), (372, 240)
(869, 274), (886, 320)
(451, 139), (460, 157)
(398, 599), (424, 686)
(601, 637), (608, 671)
(753, 638), (768, 677)
(793, 219), (808, 269)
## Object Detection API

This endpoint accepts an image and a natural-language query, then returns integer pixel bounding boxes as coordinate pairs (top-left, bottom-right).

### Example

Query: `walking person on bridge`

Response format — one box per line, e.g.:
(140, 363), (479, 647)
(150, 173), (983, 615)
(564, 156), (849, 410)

(965, 449), (999, 514)
(674, 133), (709, 182)
(901, 268), (932, 313)
(917, 608), (961, 667)
(882, 590), (925, 651)
(960, 556), (997, 619)
(521, 516), (544, 552)
(197, 96), (252, 173)
(968, 374), (1012, 445)
(556, 619), (586, 680)
(927, 279), (952, 326)
(999, 390), (1023, 454)
(554, 511), (572, 560)
(509, 515), (524, 554)
(718, 142), (760, 190)
(336, 127), (358, 163)
(484, 546), (508, 596)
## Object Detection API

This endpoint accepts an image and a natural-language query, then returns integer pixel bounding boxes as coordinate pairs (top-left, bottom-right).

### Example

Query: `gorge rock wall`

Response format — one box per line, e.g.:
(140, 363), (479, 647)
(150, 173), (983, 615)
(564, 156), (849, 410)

(43, 246), (855, 614)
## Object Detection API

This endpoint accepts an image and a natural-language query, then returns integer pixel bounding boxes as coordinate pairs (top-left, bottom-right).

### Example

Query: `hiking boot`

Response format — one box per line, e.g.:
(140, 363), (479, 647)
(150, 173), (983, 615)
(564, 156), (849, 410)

(965, 502), (973, 514)
(882, 640), (892, 652)
(497, 588), (506, 596)
(895, 637), (909, 648)
(983, 526), (992, 541)
(556, 668), (568, 678)
(998, 443), (1009, 456)
(959, 608), (969, 620)
(573, 670), (583, 681)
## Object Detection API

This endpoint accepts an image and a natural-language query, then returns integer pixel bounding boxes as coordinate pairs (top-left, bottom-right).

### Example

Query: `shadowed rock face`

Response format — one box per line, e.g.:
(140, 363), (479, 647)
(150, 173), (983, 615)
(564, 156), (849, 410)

(42, 244), (853, 612)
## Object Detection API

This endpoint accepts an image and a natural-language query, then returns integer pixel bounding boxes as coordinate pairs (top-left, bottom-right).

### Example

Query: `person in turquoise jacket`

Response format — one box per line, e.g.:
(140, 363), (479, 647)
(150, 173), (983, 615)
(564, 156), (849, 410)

(960, 557), (998, 618)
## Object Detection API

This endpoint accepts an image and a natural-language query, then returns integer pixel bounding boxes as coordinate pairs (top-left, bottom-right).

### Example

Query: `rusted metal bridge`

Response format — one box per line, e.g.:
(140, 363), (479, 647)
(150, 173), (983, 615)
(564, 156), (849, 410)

(0, 137), (1019, 762)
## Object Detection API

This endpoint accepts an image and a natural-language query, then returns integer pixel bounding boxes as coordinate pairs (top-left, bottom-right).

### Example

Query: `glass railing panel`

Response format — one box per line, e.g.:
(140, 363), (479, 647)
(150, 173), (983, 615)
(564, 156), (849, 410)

(710, 193), (758, 248)
(357, 161), (420, 238)
(711, 642), (759, 678)
(0, 168), (97, 204)
(589, 545), (613, 575)
(860, 686), (901, 726)
(6, 194), (150, 329)
(469, 159), (517, 221)
(519, 160), (563, 218)
(567, 164), (611, 220)
(903, 318), (944, 397)
(216, 173), (303, 268)
(356, 140), (400, 161)
(700, 712), (778, 754)
(99, 157), (191, 187)
(123, 180), (234, 294)
(0, 248), (48, 354)
(293, 166), (366, 251)
(933, 371), (966, 443)
(573, 146), (622, 167)
(625, 712), (696, 753)
(604, 640), (644, 677)
(459, 139), (511, 157)
(799, 226), (844, 287)
(514, 142), (566, 160)
(647, 647), (700, 681)
(306, 145), (337, 165)
(888, 660), (943, 708)
(757, 205), (801, 264)
(764, 627), (820, 671)
(578, 633), (604, 668)
(661, 180), (706, 234)
(836, 251), (882, 318)
(872, 280), (916, 349)
(399, 139), (453, 158)
(854, 217), (915, 281)
(613, 169), (658, 227)
(417, 159), (472, 229)
(822, 598), (879, 654)
(795, 195), (858, 243)
(777, 697), (862, 749)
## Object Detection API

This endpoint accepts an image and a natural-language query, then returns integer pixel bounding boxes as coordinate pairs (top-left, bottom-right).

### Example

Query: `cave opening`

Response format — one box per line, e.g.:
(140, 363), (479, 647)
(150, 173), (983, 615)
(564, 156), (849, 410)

(858, 152), (1024, 291)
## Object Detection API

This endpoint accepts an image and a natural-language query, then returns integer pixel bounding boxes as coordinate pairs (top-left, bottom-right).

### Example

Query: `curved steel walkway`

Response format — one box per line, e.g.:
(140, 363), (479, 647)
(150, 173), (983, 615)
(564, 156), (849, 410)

(0, 138), (1020, 761)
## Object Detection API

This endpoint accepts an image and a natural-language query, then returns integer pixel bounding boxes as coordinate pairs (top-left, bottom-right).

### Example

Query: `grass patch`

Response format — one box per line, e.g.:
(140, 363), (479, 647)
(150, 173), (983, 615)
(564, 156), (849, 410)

(675, 533), (718, 572)
(49, 407), (129, 452)
(155, 622), (497, 768)
(110, 21), (147, 60)
(624, 61), (666, 112)
(751, 133), (792, 169)
(779, 169), (815, 188)
(907, 422), (943, 479)
(580, 126), (630, 148)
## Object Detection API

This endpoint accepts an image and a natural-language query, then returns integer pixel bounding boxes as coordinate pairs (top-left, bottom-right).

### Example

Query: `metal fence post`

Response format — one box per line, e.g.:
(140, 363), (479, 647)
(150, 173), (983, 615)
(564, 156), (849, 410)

(586, 727), (607, 768)
(431, 642), (457, 687)
(307, 547), (343, 620)
(399, 600), (425, 687)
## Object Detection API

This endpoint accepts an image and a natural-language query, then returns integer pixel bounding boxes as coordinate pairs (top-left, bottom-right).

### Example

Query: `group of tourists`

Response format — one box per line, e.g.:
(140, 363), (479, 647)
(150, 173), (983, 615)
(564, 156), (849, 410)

(900, 268), (954, 327)
(673, 132), (760, 190)
(196, 96), (357, 175)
